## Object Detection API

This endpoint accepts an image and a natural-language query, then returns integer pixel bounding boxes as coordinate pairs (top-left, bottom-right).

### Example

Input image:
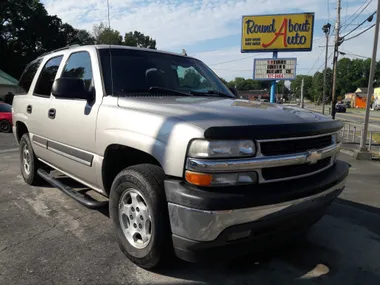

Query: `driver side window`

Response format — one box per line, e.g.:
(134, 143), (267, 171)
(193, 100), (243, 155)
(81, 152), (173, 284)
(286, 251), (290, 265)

(61, 51), (93, 92)
(176, 66), (211, 90)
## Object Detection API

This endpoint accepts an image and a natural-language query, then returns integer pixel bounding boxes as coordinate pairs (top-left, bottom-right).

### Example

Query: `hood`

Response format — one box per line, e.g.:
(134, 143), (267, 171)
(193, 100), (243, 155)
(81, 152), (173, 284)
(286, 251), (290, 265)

(117, 96), (343, 139)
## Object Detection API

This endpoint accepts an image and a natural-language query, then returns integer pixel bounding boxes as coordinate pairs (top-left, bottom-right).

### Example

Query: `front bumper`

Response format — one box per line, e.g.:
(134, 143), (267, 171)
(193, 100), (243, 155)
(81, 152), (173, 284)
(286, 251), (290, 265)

(165, 160), (349, 262)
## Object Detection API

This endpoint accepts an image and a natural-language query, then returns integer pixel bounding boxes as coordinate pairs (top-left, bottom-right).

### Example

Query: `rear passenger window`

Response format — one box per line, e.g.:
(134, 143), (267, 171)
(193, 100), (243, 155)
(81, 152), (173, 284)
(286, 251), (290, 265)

(16, 59), (42, 94)
(34, 56), (63, 97)
(61, 52), (93, 91)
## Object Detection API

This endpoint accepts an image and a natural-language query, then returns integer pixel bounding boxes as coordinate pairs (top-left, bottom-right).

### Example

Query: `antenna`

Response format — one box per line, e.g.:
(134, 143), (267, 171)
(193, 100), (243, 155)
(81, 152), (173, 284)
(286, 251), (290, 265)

(106, 0), (114, 95)
(107, 0), (111, 29)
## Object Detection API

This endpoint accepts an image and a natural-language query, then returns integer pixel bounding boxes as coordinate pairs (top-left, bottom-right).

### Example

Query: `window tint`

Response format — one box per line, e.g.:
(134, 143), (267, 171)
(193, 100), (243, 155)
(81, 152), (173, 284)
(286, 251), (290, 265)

(16, 59), (42, 94)
(177, 66), (211, 90)
(34, 56), (63, 97)
(99, 49), (233, 97)
(61, 52), (93, 91)
(0, 104), (12, 112)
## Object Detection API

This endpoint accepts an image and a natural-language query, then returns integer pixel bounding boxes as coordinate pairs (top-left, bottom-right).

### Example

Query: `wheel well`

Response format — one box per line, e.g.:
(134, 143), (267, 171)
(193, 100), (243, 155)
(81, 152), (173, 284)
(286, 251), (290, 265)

(102, 144), (162, 196)
(15, 121), (28, 142)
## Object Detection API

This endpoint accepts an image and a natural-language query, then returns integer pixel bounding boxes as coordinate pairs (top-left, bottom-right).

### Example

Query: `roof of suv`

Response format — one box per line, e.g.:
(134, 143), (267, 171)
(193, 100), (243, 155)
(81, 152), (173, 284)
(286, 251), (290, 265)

(39, 44), (193, 60)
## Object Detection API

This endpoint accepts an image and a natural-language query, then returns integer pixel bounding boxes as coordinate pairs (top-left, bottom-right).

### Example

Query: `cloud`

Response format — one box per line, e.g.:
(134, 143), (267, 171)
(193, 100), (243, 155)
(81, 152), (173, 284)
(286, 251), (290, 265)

(41, 0), (379, 80)
(43, 0), (330, 48)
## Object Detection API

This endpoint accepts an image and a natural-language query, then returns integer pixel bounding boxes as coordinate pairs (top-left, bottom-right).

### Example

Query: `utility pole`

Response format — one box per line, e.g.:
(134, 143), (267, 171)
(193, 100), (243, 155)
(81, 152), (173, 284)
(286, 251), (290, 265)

(322, 23), (331, 114)
(300, 78), (304, 108)
(331, 0), (341, 119)
(356, 0), (380, 160)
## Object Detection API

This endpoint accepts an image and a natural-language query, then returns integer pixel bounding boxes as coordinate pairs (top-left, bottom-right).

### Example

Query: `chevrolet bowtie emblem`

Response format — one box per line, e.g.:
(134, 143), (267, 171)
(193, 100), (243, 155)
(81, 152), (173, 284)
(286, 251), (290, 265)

(306, 150), (322, 164)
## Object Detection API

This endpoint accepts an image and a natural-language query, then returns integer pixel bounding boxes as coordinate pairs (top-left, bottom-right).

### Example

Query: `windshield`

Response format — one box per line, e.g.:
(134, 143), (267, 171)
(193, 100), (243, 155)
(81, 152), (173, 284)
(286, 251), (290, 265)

(99, 48), (234, 97)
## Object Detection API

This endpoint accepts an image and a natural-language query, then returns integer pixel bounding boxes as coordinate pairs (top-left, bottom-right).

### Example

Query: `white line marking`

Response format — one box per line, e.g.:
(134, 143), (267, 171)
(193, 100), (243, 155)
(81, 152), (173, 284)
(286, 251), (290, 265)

(0, 148), (18, 154)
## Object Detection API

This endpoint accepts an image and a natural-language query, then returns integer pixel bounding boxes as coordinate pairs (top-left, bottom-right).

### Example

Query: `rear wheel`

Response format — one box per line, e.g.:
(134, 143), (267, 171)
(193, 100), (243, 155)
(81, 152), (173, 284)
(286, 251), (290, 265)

(19, 134), (42, 185)
(0, 120), (11, 133)
(109, 164), (173, 269)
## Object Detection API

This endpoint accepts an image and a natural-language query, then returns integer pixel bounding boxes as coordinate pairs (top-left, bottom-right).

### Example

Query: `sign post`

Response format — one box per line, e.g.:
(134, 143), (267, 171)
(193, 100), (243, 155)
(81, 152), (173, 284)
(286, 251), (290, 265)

(241, 12), (314, 103)
(270, 51), (278, 103)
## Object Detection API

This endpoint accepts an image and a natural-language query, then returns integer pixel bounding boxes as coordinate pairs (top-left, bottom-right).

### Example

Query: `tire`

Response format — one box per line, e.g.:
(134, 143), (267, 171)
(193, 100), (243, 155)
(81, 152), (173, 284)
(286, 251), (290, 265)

(19, 133), (42, 185)
(109, 164), (173, 269)
(0, 119), (11, 133)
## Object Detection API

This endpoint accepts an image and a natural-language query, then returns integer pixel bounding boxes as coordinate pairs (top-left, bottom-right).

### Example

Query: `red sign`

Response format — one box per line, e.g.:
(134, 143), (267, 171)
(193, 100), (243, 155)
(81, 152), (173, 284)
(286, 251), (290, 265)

(267, 74), (284, 79)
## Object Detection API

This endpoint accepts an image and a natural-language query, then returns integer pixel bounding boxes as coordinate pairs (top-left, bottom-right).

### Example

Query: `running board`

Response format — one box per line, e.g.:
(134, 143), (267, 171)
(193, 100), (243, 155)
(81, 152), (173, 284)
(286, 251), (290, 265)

(37, 168), (109, 209)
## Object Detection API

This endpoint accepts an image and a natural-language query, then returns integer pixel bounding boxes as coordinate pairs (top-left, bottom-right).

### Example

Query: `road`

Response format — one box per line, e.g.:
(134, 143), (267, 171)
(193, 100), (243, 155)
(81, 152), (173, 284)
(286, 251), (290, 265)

(304, 104), (380, 129)
(1, 133), (380, 284)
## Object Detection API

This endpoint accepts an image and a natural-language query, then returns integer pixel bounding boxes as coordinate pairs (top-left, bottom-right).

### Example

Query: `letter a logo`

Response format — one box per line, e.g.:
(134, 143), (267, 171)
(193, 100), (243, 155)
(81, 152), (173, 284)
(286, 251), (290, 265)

(262, 18), (288, 48)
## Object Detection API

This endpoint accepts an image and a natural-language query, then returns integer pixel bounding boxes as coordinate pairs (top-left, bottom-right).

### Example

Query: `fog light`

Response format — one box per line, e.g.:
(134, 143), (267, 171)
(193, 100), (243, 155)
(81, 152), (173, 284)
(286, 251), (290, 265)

(211, 172), (258, 186)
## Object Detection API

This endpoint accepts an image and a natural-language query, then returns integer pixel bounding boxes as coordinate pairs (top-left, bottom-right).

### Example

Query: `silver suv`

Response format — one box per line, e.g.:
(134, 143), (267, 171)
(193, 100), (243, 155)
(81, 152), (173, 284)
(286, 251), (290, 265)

(12, 45), (349, 269)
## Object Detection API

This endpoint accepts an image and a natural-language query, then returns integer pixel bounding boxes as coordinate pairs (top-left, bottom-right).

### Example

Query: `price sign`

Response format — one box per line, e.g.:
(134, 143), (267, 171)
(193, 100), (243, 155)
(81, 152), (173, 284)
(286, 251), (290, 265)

(253, 58), (297, 80)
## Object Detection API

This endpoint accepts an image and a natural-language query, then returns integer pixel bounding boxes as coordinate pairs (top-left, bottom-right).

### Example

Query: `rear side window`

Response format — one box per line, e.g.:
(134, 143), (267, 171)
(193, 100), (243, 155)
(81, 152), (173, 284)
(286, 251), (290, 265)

(61, 51), (93, 91)
(34, 56), (63, 97)
(16, 59), (42, 94)
(0, 104), (12, 112)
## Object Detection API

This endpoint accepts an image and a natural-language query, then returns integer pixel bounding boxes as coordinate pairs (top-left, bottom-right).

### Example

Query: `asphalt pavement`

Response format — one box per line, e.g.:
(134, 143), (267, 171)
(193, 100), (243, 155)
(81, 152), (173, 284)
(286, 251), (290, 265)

(1, 133), (380, 284)
(304, 104), (380, 129)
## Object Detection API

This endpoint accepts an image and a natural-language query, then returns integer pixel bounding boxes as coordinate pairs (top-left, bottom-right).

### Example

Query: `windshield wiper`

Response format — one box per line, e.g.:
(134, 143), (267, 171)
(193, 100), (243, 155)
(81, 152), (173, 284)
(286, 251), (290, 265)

(189, 90), (234, 98)
(148, 86), (192, 96)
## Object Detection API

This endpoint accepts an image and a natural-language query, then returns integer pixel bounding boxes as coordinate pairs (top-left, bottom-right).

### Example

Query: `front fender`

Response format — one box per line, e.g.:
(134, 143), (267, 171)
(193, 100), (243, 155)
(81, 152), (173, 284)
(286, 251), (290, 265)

(96, 121), (205, 178)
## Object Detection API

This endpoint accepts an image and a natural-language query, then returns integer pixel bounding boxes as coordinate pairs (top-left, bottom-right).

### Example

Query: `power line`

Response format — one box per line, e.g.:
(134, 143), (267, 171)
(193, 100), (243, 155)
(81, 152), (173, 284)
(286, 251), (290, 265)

(209, 55), (257, 66)
(316, 52), (334, 73)
(341, 11), (376, 38)
(306, 48), (325, 75)
(341, 0), (372, 32)
(193, 47), (237, 56)
(344, 23), (375, 41)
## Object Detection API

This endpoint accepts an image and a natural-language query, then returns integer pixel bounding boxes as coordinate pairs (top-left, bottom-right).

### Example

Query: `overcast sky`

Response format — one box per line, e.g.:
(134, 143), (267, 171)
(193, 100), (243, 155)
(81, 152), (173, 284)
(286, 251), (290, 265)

(41, 0), (379, 81)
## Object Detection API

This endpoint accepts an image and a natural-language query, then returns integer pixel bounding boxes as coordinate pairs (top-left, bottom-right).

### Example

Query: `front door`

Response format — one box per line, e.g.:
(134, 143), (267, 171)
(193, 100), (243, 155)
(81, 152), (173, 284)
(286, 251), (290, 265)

(46, 50), (102, 189)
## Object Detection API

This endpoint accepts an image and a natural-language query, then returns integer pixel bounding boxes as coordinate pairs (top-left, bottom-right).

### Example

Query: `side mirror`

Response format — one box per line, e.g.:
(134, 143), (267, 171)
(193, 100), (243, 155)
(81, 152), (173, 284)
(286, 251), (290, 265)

(229, 87), (238, 96)
(52, 78), (94, 101)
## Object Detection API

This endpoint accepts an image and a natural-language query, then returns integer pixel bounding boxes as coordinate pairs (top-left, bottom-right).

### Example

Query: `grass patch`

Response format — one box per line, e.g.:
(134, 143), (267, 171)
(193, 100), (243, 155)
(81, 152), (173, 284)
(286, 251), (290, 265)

(372, 133), (380, 144)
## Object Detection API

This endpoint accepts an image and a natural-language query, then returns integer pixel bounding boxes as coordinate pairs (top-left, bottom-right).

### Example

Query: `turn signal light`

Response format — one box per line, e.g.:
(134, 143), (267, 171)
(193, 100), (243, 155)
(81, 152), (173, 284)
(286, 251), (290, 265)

(185, 171), (258, 187)
(185, 171), (213, 186)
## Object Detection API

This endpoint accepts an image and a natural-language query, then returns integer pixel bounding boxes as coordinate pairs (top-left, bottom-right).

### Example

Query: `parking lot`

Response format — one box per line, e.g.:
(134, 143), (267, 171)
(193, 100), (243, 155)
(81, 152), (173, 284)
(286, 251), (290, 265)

(1, 132), (380, 285)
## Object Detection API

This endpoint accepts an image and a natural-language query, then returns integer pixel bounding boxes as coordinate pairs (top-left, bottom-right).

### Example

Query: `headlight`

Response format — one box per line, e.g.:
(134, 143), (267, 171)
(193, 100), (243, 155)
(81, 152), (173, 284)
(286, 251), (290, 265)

(333, 132), (342, 144)
(187, 140), (256, 158)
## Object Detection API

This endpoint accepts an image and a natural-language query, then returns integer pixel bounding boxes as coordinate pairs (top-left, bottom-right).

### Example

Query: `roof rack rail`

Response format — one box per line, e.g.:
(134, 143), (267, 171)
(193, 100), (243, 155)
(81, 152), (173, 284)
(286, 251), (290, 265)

(40, 44), (81, 57)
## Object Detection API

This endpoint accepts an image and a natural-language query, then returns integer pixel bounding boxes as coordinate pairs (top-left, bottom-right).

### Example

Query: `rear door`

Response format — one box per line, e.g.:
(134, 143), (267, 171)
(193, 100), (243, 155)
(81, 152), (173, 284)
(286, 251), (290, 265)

(46, 50), (102, 188)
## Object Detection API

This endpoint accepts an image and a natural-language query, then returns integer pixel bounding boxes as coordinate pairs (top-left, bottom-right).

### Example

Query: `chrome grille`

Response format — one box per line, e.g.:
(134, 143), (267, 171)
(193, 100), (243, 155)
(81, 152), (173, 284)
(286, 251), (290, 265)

(260, 135), (333, 156)
(261, 157), (332, 180)
(186, 132), (340, 184)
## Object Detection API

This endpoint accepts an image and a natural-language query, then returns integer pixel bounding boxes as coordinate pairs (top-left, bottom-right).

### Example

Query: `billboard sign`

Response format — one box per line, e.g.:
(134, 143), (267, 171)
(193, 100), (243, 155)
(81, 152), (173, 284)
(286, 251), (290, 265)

(253, 58), (297, 80)
(241, 13), (314, 53)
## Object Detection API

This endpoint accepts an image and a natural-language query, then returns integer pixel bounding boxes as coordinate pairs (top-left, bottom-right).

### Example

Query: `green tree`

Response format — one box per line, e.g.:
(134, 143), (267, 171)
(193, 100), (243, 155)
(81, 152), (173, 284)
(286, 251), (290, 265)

(290, 75), (313, 99)
(93, 22), (122, 45)
(310, 68), (333, 103)
(277, 81), (290, 98)
(124, 31), (156, 49)
(0, 0), (95, 78)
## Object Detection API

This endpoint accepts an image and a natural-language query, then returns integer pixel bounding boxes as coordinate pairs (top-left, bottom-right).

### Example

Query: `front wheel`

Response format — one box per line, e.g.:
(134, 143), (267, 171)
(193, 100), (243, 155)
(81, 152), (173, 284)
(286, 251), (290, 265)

(109, 164), (173, 269)
(0, 120), (11, 133)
